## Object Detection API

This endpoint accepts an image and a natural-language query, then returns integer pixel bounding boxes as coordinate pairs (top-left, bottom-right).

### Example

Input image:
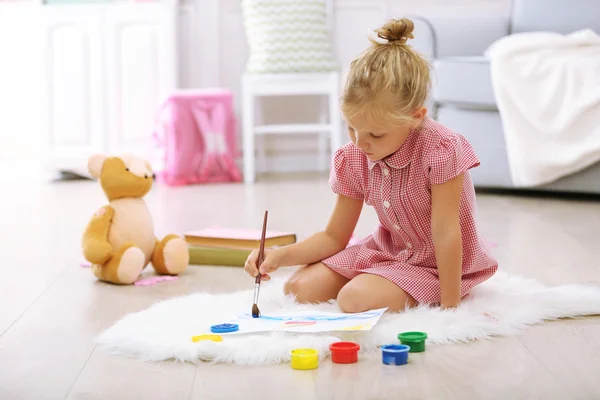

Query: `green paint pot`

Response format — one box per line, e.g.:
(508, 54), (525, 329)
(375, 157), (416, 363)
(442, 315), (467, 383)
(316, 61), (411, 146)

(398, 331), (428, 353)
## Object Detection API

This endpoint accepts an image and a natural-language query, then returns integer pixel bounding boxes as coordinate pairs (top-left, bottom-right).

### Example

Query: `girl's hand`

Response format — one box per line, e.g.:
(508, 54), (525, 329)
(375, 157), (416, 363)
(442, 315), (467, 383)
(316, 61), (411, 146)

(244, 248), (283, 281)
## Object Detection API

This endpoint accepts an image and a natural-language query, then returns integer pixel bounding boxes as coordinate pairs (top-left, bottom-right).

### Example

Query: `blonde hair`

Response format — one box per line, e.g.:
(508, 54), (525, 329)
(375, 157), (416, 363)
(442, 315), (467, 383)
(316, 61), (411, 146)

(341, 18), (431, 128)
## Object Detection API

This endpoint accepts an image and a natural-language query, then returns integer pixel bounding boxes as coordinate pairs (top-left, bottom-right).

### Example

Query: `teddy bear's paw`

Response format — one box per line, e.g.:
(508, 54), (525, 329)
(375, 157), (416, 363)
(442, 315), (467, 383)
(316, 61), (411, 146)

(154, 236), (189, 275)
(117, 246), (146, 284)
(84, 240), (113, 265)
(162, 237), (189, 274)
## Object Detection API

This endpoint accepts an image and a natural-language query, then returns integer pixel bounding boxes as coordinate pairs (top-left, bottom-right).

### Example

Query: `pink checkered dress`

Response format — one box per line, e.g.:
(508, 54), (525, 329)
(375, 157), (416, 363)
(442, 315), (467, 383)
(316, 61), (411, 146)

(322, 117), (498, 304)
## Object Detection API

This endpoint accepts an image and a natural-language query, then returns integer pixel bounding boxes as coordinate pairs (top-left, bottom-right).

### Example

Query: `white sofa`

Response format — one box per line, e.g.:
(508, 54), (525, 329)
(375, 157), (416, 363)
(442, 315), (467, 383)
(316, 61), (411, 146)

(412, 0), (600, 194)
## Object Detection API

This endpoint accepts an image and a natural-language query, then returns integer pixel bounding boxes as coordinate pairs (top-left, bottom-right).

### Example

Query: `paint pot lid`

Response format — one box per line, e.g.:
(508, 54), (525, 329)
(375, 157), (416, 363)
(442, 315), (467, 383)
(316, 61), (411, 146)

(329, 341), (360, 353)
(210, 323), (239, 333)
(381, 344), (410, 353)
(398, 331), (428, 342)
(192, 334), (223, 342)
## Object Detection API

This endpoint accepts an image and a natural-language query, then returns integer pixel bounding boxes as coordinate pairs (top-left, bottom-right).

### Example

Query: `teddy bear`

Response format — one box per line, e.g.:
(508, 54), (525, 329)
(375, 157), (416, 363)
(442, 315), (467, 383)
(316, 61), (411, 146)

(81, 153), (189, 284)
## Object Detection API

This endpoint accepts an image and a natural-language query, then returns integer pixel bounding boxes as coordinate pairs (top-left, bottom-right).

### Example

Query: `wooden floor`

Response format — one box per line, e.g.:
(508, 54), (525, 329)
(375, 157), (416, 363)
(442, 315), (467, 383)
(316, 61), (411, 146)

(1, 173), (599, 400)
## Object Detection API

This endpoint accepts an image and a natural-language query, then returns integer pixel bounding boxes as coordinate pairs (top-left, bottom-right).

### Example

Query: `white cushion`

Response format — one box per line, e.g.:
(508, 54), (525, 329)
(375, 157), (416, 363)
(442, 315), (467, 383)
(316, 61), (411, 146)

(241, 0), (337, 74)
(433, 56), (497, 109)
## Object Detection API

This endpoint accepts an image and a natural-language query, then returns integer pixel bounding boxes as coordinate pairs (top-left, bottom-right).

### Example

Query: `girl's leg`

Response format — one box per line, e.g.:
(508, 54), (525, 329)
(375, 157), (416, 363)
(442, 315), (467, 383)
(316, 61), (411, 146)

(336, 273), (417, 313)
(284, 262), (350, 303)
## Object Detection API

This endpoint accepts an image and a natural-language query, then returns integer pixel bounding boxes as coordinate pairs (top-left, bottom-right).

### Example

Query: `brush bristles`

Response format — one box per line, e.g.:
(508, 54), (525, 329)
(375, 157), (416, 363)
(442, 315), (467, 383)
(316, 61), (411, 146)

(252, 304), (260, 318)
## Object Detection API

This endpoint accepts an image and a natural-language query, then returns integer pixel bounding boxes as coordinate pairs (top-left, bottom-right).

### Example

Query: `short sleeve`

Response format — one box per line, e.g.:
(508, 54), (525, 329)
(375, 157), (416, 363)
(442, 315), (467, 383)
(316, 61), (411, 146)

(329, 146), (364, 199)
(426, 134), (480, 185)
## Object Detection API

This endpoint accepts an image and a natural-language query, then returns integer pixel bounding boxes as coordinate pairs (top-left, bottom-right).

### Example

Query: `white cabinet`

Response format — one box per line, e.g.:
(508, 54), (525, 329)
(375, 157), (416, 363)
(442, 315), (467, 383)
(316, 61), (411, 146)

(42, 4), (178, 177)
(42, 6), (105, 172)
(105, 5), (178, 159)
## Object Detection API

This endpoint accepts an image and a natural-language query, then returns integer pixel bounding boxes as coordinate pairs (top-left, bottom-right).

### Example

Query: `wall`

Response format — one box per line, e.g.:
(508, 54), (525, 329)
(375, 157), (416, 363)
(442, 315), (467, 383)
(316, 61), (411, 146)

(0, 6), (43, 180)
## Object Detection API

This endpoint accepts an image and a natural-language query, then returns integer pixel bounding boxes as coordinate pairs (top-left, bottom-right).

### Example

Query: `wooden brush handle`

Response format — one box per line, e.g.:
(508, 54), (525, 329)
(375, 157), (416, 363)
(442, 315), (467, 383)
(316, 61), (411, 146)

(256, 210), (268, 282)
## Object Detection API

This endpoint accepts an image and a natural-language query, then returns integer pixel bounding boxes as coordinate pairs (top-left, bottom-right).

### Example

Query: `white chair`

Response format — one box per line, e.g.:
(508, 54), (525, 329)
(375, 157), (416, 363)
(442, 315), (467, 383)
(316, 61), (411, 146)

(241, 71), (342, 184)
(240, 0), (342, 184)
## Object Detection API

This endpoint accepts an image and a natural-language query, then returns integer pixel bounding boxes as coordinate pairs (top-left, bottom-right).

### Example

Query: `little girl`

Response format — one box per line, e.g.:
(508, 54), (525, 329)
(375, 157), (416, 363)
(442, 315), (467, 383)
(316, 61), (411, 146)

(244, 18), (498, 312)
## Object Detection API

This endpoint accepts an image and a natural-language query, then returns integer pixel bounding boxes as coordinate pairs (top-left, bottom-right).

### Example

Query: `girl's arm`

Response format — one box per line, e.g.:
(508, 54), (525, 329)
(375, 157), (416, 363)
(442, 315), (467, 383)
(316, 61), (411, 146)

(276, 194), (363, 267)
(431, 173), (464, 308)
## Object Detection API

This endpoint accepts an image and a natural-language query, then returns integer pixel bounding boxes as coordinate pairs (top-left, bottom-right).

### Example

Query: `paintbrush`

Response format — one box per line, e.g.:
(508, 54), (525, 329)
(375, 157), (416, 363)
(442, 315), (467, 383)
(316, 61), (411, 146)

(252, 210), (269, 318)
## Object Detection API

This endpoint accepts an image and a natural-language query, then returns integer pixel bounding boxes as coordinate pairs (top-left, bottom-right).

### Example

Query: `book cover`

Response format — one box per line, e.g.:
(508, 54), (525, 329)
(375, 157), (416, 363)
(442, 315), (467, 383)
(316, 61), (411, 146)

(188, 245), (251, 267)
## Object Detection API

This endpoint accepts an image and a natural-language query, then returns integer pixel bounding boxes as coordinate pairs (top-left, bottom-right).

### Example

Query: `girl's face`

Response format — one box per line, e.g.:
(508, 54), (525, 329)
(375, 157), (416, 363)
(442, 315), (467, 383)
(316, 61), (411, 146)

(345, 107), (426, 162)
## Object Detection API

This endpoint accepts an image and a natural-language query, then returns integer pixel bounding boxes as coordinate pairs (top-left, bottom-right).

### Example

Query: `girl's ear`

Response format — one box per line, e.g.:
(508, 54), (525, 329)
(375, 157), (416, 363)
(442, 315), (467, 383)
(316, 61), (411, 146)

(412, 106), (428, 120)
(88, 154), (108, 179)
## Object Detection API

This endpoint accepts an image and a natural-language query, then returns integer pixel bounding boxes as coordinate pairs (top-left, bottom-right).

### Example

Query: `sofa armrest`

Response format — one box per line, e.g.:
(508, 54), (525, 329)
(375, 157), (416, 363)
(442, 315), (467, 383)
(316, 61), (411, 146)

(410, 15), (510, 59)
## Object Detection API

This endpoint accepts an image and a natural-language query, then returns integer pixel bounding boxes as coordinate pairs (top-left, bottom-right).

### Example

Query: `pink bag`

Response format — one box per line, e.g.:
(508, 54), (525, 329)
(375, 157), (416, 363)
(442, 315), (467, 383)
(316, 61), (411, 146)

(152, 89), (242, 186)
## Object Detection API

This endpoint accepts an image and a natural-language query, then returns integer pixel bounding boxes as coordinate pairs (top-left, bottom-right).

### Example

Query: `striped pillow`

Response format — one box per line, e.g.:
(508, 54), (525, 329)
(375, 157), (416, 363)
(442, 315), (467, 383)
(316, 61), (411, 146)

(241, 0), (337, 74)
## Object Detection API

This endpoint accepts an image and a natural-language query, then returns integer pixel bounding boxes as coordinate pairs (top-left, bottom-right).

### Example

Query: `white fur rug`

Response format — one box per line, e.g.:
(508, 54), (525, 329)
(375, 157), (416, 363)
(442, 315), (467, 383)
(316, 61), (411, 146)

(94, 272), (600, 366)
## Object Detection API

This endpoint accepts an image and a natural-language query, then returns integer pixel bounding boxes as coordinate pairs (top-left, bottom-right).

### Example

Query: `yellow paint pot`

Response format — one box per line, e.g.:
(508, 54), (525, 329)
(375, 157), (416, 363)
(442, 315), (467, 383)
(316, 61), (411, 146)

(191, 334), (223, 343)
(290, 348), (319, 370)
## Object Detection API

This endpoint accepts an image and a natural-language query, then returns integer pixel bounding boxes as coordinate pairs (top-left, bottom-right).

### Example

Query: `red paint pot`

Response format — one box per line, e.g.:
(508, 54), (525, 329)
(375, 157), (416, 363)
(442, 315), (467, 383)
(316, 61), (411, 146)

(329, 341), (360, 364)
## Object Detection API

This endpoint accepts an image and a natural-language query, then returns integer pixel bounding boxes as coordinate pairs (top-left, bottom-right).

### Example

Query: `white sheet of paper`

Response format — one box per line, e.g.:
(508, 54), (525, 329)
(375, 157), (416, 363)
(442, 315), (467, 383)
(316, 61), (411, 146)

(215, 308), (388, 334)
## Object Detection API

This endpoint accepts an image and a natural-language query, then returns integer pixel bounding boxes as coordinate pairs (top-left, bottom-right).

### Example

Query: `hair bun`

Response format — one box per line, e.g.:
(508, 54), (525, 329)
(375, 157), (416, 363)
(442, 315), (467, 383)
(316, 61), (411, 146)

(375, 18), (415, 45)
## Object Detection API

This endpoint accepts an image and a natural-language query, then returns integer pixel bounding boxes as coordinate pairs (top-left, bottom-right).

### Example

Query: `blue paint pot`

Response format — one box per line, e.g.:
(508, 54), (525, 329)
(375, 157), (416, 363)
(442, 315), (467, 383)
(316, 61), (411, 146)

(210, 323), (239, 333)
(381, 344), (410, 365)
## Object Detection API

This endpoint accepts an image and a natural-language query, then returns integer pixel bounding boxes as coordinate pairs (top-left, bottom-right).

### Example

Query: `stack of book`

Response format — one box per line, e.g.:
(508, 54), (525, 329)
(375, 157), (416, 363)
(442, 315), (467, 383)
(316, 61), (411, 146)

(184, 227), (297, 267)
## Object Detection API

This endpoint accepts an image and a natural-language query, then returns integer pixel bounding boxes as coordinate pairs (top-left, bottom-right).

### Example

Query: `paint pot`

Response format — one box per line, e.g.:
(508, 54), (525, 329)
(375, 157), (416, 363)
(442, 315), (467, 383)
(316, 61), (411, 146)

(290, 348), (319, 370)
(398, 331), (428, 352)
(381, 344), (410, 366)
(210, 323), (239, 333)
(329, 341), (360, 364)
(191, 334), (223, 343)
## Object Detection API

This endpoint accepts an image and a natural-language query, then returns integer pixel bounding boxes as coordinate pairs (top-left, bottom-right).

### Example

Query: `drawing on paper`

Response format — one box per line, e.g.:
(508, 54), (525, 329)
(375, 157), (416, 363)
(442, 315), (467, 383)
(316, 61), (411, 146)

(213, 308), (388, 334)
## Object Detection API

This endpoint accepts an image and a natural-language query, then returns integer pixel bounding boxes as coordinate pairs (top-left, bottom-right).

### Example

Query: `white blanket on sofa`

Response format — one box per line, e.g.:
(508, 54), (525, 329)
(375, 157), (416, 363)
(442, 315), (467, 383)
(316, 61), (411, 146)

(485, 29), (600, 187)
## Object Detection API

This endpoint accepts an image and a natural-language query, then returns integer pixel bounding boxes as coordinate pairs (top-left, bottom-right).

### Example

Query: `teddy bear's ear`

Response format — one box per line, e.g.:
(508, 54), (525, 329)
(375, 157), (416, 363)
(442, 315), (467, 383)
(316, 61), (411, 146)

(88, 154), (108, 179)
